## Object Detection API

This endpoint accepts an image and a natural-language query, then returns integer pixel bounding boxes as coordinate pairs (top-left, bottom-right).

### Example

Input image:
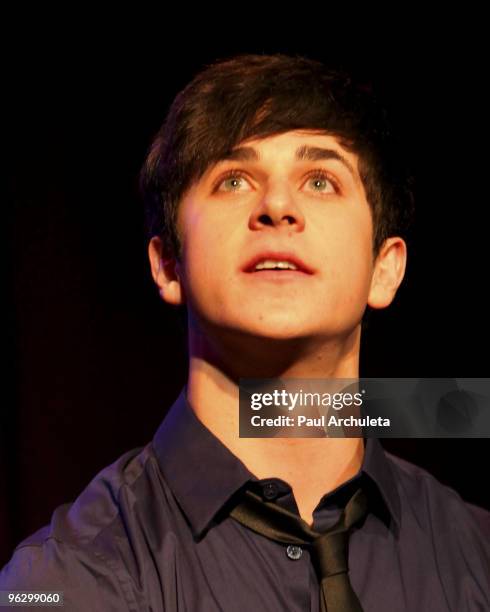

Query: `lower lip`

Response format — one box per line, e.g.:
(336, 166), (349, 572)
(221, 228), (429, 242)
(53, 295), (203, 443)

(243, 270), (312, 282)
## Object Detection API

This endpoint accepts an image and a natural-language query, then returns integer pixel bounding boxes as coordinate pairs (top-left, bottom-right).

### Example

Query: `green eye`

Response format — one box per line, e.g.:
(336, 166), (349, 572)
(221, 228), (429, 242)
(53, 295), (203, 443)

(223, 175), (246, 190)
(306, 170), (337, 193)
(215, 170), (250, 192)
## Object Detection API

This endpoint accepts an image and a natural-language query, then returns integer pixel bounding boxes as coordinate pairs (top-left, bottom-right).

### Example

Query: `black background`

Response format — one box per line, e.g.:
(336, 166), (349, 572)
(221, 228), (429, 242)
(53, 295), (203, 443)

(3, 19), (489, 566)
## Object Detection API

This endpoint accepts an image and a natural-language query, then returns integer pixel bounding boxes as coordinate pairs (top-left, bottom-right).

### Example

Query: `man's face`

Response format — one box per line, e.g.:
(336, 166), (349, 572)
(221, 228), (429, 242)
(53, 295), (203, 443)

(172, 129), (377, 342)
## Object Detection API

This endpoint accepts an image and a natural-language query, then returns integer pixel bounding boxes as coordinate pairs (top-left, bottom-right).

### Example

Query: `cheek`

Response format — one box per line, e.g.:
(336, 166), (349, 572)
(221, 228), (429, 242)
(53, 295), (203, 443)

(319, 216), (373, 302)
(179, 215), (233, 310)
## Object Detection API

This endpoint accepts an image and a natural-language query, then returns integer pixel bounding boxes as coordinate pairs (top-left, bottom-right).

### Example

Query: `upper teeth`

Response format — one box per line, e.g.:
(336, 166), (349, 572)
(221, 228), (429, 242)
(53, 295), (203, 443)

(255, 260), (298, 271)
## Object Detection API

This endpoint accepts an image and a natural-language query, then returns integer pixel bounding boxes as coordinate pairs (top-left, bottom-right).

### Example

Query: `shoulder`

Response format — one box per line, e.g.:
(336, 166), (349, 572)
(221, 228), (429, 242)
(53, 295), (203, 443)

(0, 529), (126, 611)
(383, 448), (490, 580)
(384, 448), (489, 531)
(0, 443), (163, 610)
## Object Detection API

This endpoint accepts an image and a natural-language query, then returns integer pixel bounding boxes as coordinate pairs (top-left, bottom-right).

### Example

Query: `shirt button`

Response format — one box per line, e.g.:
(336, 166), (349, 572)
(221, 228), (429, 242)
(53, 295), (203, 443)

(286, 545), (303, 560)
(263, 483), (278, 500)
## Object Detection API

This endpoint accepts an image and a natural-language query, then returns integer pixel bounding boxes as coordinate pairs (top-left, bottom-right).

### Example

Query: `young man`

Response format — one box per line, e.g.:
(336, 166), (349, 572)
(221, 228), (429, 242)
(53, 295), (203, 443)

(1, 53), (488, 611)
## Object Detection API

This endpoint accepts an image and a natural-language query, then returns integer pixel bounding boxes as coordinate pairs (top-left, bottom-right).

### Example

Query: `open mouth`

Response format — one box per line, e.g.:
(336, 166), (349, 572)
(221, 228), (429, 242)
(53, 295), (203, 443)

(254, 263), (300, 272)
(250, 268), (307, 272)
(242, 254), (315, 275)
(244, 260), (312, 281)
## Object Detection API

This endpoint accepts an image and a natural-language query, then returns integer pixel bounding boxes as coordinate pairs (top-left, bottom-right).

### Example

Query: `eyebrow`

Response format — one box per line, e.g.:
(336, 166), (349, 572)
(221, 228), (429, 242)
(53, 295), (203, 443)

(216, 144), (357, 181)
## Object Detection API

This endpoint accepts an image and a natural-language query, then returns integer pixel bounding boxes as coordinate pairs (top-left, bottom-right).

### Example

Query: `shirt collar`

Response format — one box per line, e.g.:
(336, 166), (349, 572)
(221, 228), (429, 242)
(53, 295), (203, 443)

(362, 433), (402, 532)
(153, 385), (402, 537)
(153, 385), (254, 537)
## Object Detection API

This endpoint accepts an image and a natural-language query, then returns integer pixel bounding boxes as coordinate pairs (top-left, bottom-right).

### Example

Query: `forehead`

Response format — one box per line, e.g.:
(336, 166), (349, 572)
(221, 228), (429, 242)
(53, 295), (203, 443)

(203, 129), (360, 184)
(238, 129), (350, 151)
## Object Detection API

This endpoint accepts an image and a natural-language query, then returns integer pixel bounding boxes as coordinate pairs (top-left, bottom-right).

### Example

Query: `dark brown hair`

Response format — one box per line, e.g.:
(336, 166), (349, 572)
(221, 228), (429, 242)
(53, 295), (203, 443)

(139, 53), (415, 261)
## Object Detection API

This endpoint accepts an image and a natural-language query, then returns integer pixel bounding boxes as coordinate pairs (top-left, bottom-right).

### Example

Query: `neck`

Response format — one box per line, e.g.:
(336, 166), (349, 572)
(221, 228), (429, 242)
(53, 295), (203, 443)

(185, 323), (365, 525)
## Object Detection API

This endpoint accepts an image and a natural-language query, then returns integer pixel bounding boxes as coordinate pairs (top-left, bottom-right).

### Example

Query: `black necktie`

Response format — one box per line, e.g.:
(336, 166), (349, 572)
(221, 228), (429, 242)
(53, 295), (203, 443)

(229, 484), (368, 611)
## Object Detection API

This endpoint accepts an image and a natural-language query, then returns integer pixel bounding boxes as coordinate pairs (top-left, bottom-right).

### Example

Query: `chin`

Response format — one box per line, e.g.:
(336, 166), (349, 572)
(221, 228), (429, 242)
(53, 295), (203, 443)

(237, 311), (360, 340)
(234, 318), (318, 342)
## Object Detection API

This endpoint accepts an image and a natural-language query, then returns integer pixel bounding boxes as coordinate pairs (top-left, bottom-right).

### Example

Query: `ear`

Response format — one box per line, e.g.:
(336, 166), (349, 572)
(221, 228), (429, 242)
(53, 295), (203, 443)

(148, 236), (186, 306)
(367, 237), (407, 309)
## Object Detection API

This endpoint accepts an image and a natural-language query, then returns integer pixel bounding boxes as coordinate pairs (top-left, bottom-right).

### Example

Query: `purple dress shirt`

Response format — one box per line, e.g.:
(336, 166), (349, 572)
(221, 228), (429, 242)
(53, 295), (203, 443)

(1, 385), (489, 611)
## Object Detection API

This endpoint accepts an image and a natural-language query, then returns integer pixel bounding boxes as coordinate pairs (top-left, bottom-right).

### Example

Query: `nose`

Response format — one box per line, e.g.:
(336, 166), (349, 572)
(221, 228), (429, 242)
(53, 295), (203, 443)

(248, 181), (305, 232)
